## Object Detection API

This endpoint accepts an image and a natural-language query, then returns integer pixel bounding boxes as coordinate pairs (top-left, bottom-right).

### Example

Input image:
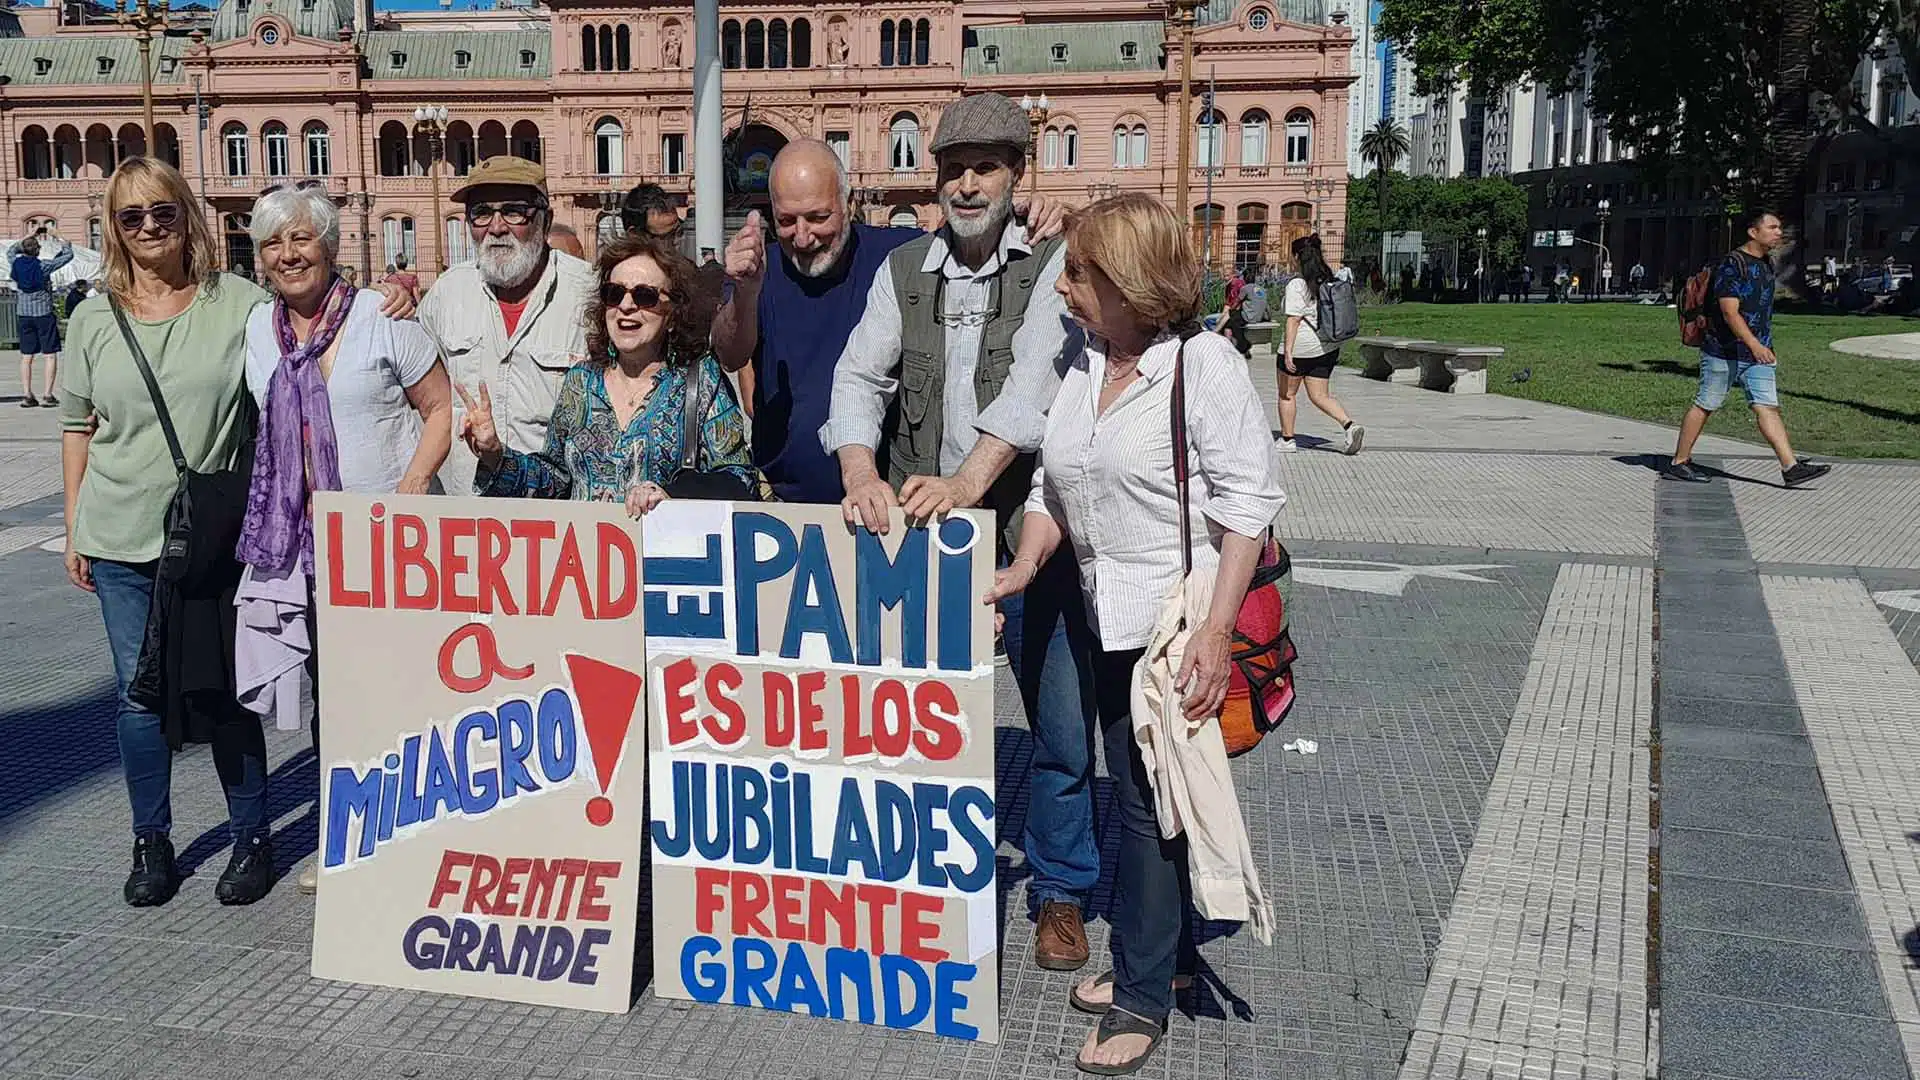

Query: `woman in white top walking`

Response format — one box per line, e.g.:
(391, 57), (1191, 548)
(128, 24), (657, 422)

(987, 194), (1285, 1075)
(1277, 232), (1363, 454)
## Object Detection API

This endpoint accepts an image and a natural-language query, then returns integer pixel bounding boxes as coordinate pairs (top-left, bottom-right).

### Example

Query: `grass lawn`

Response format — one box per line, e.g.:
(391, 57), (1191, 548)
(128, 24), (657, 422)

(1356, 303), (1920, 459)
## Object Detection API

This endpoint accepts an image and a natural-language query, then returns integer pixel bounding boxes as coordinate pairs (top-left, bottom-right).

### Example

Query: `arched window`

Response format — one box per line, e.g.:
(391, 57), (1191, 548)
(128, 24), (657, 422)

(20, 126), (50, 180)
(593, 118), (624, 176)
(722, 19), (742, 68)
(1196, 108), (1225, 168)
(745, 19), (765, 69)
(914, 18), (930, 65)
(1239, 110), (1269, 166)
(52, 125), (81, 180)
(446, 216), (471, 264)
(89, 217), (103, 251)
(382, 216), (416, 270)
(792, 18), (812, 67)
(880, 19), (895, 66)
(581, 25), (596, 71)
(511, 120), (541, 162)
(1284, 108), (1312, 165)
(263, 122), (290, 177)
(1192, 203), (1226, 264)
(1044, 128), (1061, 170)
(222, 122), (249, 177)
(890, 209), (920, 228)
(597, 25), (614, 72)
(303, 122), (330, 176)
(889, 113), (920, 172)
(597, 212), (622, 246)
(155, 123), (181, 169)
(1062, 125), (1079, 168)
(1130, 125), (1148, 167)
(615, 25), (631, 71)
(1112, 125), (1128, 168)
(378, 120), (409, 176)
(769, 19), (788, 68)
(1235, 203), (1269, 273)
(445, 121), (475, 176)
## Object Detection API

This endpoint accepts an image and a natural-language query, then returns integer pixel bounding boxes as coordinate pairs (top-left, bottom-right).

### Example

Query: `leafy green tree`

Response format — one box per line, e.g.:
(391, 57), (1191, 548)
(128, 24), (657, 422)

(1358, 120), (1412, 265)
(1376, 0), (1897, 283)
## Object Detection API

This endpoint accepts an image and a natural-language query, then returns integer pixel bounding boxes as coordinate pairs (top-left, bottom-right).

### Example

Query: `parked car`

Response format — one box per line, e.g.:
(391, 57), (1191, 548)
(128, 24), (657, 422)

(1855, 264), (1914, 295)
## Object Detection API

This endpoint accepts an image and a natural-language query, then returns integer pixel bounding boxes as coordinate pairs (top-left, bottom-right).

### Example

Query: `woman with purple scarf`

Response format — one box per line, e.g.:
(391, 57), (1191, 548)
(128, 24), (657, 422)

(236, 182), (452, 895)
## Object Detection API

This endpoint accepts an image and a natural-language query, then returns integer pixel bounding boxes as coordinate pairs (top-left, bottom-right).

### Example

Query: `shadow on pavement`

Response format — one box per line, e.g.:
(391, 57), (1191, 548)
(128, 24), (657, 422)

(0, 686), (121, 833)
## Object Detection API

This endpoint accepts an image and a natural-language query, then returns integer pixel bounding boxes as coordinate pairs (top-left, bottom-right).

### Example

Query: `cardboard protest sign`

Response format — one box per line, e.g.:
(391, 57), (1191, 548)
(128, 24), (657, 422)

(312, 493), (648, 1013)
(644, 501), (999, 1042)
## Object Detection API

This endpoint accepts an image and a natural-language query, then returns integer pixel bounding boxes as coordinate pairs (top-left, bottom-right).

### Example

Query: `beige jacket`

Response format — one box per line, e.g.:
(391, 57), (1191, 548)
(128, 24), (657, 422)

(1130, 572), (1274, 944)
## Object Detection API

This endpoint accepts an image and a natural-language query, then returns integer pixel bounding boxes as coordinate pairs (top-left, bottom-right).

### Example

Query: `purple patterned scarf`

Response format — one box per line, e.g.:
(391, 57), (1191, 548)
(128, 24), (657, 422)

(237, 275), (355, 574)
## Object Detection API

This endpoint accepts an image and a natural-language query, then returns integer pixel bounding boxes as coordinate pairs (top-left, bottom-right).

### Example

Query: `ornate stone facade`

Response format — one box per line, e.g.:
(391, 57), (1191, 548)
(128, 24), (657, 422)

(0, 0), (1352, 283)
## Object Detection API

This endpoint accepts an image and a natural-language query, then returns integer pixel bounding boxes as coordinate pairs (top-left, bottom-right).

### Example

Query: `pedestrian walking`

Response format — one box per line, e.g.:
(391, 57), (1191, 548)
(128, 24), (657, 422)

(1664, 209), (1832, 488)
(986, 193), (1282, 1075)
(9, 228), (75, 407)
(57, 158), (415, 909)
(1276, 233), (1363, 455)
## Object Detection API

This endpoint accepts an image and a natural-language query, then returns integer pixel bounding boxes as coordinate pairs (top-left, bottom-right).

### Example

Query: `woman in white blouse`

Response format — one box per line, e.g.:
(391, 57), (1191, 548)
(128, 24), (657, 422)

(987, 193), (1285, 1075)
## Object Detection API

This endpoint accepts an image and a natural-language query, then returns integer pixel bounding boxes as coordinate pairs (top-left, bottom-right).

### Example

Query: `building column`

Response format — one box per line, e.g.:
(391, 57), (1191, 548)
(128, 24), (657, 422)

(692, 0), (723, 257)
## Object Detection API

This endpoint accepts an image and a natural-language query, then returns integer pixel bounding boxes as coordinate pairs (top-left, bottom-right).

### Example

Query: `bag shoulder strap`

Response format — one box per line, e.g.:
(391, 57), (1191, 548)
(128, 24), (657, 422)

(1170, 330), (1200, 579)
(108, 295), (188, 477)
(678, 357), (712, 472)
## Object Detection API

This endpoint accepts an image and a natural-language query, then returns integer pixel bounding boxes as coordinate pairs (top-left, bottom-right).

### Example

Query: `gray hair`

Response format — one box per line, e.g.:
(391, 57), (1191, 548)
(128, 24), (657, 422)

(249, 185), (341, 257)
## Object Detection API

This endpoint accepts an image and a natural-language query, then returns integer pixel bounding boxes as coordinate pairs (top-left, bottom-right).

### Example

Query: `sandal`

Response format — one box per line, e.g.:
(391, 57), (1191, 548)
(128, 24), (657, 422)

(1075, 1006), (1165, 1076)
(1070, 969), (1196, 1014)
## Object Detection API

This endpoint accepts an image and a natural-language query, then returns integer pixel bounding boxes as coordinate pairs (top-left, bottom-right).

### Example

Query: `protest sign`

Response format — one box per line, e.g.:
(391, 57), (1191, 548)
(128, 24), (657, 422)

(312, 493), (648, 1013)
(644, 501), (999, 1043)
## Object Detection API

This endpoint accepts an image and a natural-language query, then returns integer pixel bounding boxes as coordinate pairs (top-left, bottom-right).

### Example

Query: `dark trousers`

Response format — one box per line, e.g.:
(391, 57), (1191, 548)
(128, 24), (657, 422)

(93, 558), (268, 843)
(1095, 647), (1198, 1021)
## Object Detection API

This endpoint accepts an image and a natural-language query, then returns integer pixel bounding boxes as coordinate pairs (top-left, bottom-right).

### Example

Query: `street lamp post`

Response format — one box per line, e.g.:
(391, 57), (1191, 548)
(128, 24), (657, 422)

(1086, 181), (1118, 202)
(345, 191), (372, 282)
(114, 0), (170, 153)
(1595, 197), (1611, 295)
(1168, 0), (1202, 229)
(413, 105), (449, 273)
(1018, 93), (1051, 201)
(1304, 176), (1336, 230)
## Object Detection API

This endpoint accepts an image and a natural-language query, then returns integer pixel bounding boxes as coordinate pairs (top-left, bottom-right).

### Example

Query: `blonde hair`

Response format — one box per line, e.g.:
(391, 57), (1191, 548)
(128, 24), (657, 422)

(101, 157), (222, 302)
(1064, 192), (1204, 330)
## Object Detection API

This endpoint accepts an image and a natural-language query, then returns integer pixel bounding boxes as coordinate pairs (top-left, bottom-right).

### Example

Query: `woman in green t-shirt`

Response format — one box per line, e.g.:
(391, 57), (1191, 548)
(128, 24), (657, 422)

(60, 158), (413, 910)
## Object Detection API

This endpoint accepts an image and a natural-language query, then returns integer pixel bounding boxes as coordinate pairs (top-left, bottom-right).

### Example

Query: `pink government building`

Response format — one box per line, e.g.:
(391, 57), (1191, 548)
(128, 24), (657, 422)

(0, 0), (1351, 285)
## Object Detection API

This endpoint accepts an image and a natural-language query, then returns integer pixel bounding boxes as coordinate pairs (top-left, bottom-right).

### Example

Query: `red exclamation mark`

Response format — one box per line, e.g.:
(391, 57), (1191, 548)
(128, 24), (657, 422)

(563, 653), (645, 827)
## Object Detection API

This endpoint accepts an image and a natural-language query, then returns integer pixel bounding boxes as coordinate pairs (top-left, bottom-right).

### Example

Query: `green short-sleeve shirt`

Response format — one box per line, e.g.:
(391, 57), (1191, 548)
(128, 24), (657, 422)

(59, 274), (268, 563)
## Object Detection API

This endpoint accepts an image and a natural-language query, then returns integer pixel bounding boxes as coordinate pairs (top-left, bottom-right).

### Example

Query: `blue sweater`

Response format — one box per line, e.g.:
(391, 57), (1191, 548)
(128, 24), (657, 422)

(749, 223), (920, 504)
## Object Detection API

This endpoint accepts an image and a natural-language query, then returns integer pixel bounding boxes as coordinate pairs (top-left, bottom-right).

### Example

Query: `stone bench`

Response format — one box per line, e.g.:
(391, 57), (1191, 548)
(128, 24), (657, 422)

(1245, 320), (1276, 346)
(1355, 336), (1503, 394)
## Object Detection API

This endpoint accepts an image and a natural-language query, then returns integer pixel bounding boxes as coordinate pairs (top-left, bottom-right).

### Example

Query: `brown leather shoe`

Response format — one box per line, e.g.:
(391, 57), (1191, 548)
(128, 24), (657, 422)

(1034, 900), (1090, 971)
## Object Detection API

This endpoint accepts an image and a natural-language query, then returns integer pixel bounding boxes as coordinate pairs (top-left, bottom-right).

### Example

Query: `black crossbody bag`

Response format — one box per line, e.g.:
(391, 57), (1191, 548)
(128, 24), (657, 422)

(109, 296), (256, 711)
(662, 359), (756, 501)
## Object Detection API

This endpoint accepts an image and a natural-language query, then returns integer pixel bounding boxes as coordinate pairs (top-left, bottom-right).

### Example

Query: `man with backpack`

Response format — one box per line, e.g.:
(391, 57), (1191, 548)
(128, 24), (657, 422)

(1276, 232), (1363, 454)
(1665, 208), (1831, 487)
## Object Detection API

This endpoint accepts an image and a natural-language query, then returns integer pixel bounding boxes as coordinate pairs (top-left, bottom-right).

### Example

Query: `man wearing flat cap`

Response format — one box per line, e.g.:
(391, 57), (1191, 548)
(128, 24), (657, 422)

(822, 92), (1098, 973)
(418, 154), (595, 494)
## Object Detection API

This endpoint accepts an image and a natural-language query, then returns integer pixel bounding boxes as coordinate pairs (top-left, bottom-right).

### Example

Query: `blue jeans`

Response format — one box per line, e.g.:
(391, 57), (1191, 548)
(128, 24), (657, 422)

(92, 558), (268, 842)
(1097, 647), (1198, 1022)
(1000, 550), (1100, 910)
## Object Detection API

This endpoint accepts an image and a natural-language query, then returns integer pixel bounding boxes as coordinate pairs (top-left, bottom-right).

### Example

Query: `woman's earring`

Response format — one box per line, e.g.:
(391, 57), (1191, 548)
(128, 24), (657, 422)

(607, 342), (617, 359)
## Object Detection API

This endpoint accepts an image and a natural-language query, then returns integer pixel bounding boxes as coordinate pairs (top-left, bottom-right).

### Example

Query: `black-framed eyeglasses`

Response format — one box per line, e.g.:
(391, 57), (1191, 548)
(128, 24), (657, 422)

(600, 281), (674, 310)
(467, 201), (545, 227)
(262, 179), (326, 196)
(113, 203), (182, 232)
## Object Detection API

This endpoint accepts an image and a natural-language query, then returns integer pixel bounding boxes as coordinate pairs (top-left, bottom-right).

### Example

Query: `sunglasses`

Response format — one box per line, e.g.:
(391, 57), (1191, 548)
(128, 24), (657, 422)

(467, 202), (544, 227)
(114, 203), (182, 232)
(600, 282), (673, 309)
(263, 179), (326, 196)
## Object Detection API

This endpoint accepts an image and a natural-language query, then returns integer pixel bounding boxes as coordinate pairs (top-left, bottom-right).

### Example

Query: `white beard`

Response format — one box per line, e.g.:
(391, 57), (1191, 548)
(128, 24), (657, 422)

(787, 224), (852, 279)
(941, 189), (1013, 242)
(477, 234), (543, 290)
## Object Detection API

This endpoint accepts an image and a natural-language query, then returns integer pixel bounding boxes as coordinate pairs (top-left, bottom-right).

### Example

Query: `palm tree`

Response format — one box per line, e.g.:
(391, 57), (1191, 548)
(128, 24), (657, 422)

(1359, 119), (1410, 268)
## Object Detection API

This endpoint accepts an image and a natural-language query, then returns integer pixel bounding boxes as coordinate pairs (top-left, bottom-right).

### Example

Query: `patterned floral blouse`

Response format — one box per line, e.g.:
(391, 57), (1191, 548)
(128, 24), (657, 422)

(476, 352), (755, 501)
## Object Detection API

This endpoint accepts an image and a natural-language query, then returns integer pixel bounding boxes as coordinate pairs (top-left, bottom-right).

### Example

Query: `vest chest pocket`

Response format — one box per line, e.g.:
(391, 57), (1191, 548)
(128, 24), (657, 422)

(898, 349), (940, 425)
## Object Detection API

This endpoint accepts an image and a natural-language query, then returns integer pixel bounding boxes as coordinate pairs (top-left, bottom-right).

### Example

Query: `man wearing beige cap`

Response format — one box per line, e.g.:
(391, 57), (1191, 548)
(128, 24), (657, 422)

(418, 155), (595, 495)
(822, 92), (1098, 973)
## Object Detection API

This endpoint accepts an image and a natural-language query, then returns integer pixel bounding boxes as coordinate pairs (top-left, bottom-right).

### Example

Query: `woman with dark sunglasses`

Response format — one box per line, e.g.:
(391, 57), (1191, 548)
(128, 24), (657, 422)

(57, 159), (416, 910)
(456, 234), (755, 510)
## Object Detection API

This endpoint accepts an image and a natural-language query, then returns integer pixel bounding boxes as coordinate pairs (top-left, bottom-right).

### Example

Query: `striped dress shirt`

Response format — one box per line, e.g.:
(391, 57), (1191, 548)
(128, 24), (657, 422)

(1027, 329), (1285, 651)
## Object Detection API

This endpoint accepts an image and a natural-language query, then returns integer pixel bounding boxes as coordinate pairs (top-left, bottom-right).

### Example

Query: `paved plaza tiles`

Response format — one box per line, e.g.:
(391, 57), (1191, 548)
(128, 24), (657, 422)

(1, 365), (1918, 1080)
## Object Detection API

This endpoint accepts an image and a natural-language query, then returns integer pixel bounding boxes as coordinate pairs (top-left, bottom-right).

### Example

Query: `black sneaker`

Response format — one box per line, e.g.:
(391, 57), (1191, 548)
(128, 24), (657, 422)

(1662, 460), (1710, 482)
(215, 833), (275, 906)
(39, 395), (58, 408)
(1782, 460), (1832, 488)
(124, 832), (179, 907)
(18, 395), (38, 409)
